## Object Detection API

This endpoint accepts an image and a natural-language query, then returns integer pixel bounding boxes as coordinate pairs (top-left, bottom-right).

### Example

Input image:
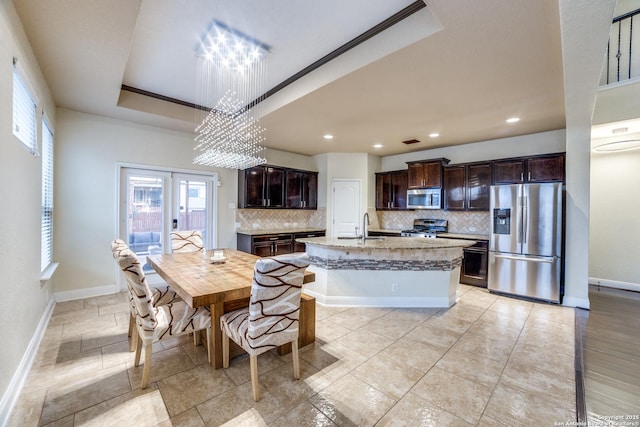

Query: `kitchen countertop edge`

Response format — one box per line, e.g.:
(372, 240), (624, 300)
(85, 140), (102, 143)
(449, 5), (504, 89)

(236, 228), (326, 236)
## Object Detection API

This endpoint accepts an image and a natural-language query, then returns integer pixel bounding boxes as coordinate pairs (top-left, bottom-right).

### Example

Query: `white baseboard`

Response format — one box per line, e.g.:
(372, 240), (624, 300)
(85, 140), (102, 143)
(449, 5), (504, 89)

(589, 277), (640, 293)
(54, 284), (120, 302)
(561, 296), (590, 310)
(0, 296), (55, 426)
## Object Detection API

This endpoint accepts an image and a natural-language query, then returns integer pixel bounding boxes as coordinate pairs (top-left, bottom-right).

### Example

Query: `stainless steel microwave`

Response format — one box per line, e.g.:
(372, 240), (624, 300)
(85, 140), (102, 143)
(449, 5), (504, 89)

(407, 188), (442, 209)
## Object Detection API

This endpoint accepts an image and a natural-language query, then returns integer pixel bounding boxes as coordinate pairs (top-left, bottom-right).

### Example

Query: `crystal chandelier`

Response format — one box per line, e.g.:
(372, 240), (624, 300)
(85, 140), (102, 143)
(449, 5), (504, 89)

(193, 21), (268, 170)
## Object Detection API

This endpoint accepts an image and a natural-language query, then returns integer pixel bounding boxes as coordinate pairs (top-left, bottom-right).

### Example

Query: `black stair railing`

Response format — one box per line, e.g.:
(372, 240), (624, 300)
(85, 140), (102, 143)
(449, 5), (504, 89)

(604, 8), (640, 85)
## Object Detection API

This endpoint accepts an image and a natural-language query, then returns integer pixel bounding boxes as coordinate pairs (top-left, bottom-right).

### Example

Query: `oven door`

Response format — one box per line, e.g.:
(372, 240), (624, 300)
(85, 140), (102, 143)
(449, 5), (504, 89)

(460, 241), (488, 287)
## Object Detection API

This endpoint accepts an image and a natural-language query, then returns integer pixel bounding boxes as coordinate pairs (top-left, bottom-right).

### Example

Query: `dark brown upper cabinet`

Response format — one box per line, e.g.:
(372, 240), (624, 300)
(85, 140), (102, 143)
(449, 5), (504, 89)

(443, 166), (466, 210)
(375, 170), (409, 210)
(238, 165), (285, 208)
(239, 165), (318, 209)
(493, 153), (565, 185)
(444, 162), (492, 211)
(285, 169), (318, 209)
(527, 155), (565, 183)
(466, 163), (492, 210)
(406, 158), (450, 189)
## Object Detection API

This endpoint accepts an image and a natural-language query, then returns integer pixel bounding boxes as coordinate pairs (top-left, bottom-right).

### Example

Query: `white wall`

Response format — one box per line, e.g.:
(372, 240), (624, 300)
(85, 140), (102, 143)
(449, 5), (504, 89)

(559, 0), (616, 309)
(590, 149), (640, 289)
(0, 1), (57, 416)
(314, 153), (374, 236)
(54, 109), (236, 293)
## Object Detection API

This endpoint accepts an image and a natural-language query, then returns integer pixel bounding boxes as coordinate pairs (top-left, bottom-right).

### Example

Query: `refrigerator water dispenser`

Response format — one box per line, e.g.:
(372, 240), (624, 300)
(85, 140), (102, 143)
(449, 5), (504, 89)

(493, 209), (511, 234)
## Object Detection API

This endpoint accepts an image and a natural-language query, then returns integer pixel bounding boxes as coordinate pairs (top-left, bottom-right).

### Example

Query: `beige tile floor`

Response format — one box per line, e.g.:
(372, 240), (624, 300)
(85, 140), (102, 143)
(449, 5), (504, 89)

(8, 284), (577, 426)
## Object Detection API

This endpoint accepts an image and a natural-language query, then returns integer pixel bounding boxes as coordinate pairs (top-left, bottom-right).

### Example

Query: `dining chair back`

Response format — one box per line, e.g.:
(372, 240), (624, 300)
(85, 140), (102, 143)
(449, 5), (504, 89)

(111, 239), (183, 350)
(220, 252), (311, 400)
(170, 230), (204, 253)
(113, 242), (211, 388)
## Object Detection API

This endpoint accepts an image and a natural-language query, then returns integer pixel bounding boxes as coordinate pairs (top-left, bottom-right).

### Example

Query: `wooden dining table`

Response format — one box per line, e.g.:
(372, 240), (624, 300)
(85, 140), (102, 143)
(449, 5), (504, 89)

(147, 249), (315, 368)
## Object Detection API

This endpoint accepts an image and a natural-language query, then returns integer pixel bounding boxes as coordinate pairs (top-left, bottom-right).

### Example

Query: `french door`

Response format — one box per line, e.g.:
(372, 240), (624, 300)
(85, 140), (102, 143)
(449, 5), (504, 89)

(119, 167), (217, 280)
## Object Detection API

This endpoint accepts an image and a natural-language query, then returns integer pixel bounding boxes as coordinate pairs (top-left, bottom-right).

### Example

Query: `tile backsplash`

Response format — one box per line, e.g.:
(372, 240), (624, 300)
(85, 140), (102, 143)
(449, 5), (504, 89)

(236, 207), (489, 235)
(236, 208), (326, 230)
(377, 210), (491, 235)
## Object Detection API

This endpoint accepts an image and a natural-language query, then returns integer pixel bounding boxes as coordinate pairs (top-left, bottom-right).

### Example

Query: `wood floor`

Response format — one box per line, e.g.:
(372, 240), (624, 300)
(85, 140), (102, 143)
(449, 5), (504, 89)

(578, 285), (640, 424)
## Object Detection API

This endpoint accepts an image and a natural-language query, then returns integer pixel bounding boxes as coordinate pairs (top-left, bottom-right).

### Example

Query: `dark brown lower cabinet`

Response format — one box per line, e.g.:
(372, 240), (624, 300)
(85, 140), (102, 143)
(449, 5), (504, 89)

(237, 231), (325, 256)
(293, 231), (325, 252)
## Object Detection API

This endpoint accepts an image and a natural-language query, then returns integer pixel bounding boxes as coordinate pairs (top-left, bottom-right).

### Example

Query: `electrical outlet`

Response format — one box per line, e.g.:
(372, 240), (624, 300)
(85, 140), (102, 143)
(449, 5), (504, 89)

(391, 283), (399, 292)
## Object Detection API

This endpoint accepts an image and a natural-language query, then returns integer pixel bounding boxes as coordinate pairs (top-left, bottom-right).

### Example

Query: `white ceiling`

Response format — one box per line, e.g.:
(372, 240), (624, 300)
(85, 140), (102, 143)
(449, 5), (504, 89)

(13, 0), (566, 157)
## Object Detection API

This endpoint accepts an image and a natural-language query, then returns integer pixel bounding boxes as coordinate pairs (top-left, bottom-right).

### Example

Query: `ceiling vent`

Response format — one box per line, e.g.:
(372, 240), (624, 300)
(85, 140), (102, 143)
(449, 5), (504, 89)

(402, 139), (421, 144)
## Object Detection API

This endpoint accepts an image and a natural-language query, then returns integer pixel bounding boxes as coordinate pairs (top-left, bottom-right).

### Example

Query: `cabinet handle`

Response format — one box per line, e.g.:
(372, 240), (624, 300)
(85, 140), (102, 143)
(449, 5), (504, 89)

(263, 199), (267, 207)
(528, 171), (531, 181)
(520, 172), (524, 181)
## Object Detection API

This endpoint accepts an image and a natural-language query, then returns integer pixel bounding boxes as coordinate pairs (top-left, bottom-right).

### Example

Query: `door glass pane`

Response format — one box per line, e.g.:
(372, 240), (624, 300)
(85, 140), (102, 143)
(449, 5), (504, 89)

(177, 178), (209, 247)
(127, 175), (164, 272)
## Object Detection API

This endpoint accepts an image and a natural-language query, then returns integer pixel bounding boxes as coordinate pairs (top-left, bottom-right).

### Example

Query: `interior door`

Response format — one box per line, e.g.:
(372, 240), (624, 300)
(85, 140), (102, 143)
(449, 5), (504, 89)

(331, 180), (361, 237)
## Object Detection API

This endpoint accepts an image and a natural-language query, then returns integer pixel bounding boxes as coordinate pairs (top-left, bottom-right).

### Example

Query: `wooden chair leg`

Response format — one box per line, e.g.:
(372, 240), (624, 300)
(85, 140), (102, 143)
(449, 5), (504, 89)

(205, 328), (211, 363)
(292, 339), (300, 380)
(222, 329), (229, 368)
(128, 312), (134, 337)
(141, 342), (153, 389)
(250, 355), (260, 401)
(134, 336), (143, 367)
(193, 330), (201, 346)
(130, 325), (138, 352)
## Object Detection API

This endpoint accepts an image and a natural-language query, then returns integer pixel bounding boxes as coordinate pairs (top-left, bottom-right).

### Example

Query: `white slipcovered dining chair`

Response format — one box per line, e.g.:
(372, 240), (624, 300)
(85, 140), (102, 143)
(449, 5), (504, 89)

(170, 230), (204, 253)
(220, 252), (311, 401)
(111, 239), (183, 352)
(113, 243), (211, 388)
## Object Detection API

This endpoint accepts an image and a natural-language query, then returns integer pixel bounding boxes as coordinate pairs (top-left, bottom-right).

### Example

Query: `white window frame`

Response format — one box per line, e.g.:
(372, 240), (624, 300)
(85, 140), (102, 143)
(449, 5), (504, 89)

(41, 115), (54, 273)
(12, 61), (39, 157)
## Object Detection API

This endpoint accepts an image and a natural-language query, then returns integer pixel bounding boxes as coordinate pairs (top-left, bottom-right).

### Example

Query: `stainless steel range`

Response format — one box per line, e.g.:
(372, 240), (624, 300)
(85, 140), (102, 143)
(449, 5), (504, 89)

(401, 218), (448, 238)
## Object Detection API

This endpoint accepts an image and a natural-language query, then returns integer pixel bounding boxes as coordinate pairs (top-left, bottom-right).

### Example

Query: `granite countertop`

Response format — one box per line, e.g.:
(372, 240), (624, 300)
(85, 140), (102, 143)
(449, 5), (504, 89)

(368, 229), (489, 241)
(438, 232), (490, 241)
(236, 228), (326, 236)
(296, 236), (475, 250)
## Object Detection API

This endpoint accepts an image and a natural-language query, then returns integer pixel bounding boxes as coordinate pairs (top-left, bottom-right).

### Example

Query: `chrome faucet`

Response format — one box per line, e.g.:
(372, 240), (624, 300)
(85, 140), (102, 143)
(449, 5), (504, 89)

(361, 212), (370, 244)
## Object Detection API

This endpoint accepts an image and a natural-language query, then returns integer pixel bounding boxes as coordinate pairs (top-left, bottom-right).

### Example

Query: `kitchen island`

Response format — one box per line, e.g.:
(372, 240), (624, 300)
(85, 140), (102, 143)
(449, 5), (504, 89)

(295, 236), (475, 307)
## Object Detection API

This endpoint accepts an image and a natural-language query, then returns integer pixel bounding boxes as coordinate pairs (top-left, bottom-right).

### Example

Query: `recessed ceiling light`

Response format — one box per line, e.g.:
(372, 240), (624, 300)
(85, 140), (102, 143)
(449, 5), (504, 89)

(611, 127), (628, 134)
(506, 117), (520, 123)
(429, 133), (440, 138)
(323, 134), (334, 140)
(373, 144), (383, 149)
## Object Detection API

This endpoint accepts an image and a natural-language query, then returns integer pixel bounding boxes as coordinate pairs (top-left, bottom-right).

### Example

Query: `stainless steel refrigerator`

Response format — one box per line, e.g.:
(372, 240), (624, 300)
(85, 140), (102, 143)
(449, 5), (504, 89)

(488, 183), (563, 303)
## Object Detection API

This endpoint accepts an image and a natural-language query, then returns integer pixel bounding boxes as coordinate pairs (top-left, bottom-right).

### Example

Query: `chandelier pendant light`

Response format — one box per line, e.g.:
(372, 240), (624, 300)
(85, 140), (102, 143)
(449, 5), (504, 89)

(193, 21), (269, 170)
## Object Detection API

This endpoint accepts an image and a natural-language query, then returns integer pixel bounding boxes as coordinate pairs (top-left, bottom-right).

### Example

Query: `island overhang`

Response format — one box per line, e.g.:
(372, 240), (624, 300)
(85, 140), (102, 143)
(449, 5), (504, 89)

(296, 236), (475, 308)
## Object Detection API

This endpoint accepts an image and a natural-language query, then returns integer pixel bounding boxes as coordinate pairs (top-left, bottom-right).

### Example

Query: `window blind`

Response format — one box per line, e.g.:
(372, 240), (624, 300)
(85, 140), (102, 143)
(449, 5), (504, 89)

(41, 118), (54, 272)
(13, 67), (38, 156)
